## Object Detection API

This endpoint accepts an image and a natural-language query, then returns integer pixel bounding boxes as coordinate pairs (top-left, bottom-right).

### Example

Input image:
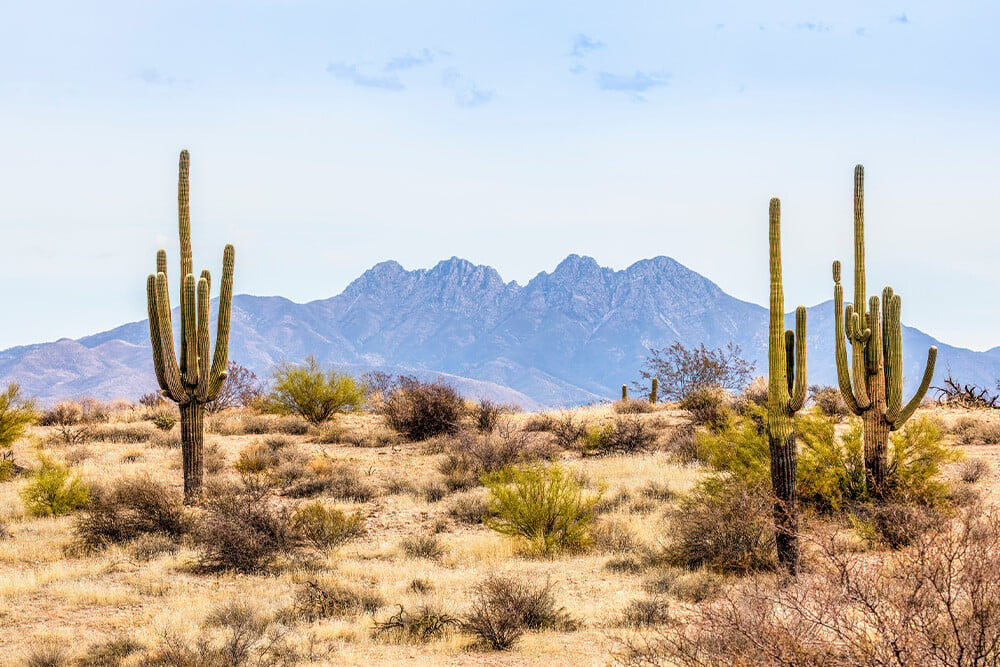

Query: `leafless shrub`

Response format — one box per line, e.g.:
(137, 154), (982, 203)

(372, 604), (460, 644)
(287, 580), (384, 622)
(808, 385), (850, 420)
(615, 399), (653, 415)
(951, 416), (1000, 445)
(638, 342), (755, 401)
(399, 533), (447, 560)
(206, 361), (266, 413)
(89, 422), (156, 444)
(933, 372), (1000, 409)
(475, 399), (516, 433)
(663, 423), (699, 463)
(618, 597), (670, 628)
(75, 476), (191, 550)
(959, 457), (991, 483)
(378, 379), (464, 441)
(549, 411), (588, 449)
(462, 575), (571, 650)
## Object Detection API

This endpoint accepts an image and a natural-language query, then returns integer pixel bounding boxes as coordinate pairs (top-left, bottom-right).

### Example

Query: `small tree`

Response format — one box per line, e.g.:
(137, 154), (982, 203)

(637, 342), (754, 402)
(0, 384), (36, 448)
(206, 361), (265, 413)
(266, 356), (365, 425)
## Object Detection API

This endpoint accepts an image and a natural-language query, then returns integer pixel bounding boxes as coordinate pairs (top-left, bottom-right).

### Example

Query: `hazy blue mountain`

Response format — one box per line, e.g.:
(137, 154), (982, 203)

(2, 255), (997, 406)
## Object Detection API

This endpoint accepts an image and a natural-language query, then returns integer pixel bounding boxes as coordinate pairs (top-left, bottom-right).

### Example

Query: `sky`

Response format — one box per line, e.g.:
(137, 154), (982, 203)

(2, 1), (999, 351)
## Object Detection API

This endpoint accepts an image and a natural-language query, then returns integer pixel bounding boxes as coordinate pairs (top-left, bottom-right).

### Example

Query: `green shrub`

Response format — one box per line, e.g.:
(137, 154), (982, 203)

(679, 386), (734, 431)
(0, 384), (36, 448)
(638, 342), (755, 401)
(289, 501), (365, 552)
(797, 414), (868, 512)
(693, 404), (769, 482)
(664, 476), (776, 574)
(20, 455), (89, 517)
(378, 379), (464, 441)
(887, 415), (960, 505)
(483, 463), (602, 556)
(266, 356), (365, 425)
(151, 412), (176, 431)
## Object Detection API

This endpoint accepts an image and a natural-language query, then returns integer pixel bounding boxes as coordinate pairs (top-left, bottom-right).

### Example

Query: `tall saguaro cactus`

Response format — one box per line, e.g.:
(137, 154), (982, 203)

(767, 198), (807, 575)
(833, 165), (936, 499)
(147, 150), (235, 504)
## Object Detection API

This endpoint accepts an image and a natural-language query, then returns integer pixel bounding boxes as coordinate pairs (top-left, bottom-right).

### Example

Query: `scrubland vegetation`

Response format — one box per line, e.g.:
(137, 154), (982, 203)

(1, 365), (998, 666)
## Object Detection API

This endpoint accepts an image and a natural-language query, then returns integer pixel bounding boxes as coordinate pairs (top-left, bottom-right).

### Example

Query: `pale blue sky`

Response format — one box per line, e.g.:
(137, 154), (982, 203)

(2, 1), (999, 350)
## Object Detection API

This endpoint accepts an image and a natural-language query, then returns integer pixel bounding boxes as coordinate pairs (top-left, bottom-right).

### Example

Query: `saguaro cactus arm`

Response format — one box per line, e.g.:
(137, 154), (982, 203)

(789, 306), (807, 411)
(832, 261), (866, 415)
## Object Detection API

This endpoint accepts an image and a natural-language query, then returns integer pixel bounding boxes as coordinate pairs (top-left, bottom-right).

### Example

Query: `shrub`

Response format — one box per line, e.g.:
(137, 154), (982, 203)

(40, 398), (109, 443)
(664, 476), (776, 574)
(809, 384), (850, 420)
(78, 637), (146, 667)
(887, 415), (960, 505)
(679, 386), (734, 430)
(0, 449), (26, 482)
(951, 416), (1000, 445)
(617, 505), (1000, 667)
(619, 597), (670, 628)
(475, 399), (513, 432)
(638, 342), (755, 401)
(89, 422), (155, 444)
(959, 457), (991, 483)
(797, 413), (868, 512)
(663, 423), (699, 463)
(733, 375), (768, 414)
(75, 476), (190, 549)
(20, 456), (89, 517)
(399, 534), (447, 560)
(483, 463), (602, 556)
(266, 356), (365, 425)
(522, 413), (556, 432)
(151, 412), (176, 431)
(581, 416), (656, 455)
(23, 640), (71, 667)
(0, 383), (36, 448)
(206, 361), (266, 413)
(462, 575), (570, 650)
(379, 379), (464, 441)
(852, 502), (941, 550)
(447, 489), (492, 524)
(591, 518), (641, 553)
(548, 411), (587, 449)
(614, 399), (653, 415)
(194, 483), (297, 573)
(289, 501), (364, 553)
(437, 426), (535, 490)
(290, 580), (383, 621)
(372, 604), (460, 643)
(693, 405), (770, 482)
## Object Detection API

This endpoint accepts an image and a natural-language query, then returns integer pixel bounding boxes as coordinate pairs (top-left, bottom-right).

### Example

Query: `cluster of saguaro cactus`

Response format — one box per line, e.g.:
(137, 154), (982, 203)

(147, 150), (235, 505)
(766, 198), (807, 574)
(832, 165), (937, 498)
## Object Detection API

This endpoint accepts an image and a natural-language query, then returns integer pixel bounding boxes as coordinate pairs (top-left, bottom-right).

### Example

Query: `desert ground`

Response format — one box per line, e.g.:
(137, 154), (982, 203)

(0, 393), (997, 666)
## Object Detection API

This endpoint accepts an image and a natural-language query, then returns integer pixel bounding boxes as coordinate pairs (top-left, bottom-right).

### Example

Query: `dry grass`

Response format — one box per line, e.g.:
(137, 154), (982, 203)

(0, 404), (997, 665)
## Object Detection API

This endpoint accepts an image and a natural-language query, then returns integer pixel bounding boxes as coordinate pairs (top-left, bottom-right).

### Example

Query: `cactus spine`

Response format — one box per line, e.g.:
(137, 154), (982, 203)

(767, 198), (807, 575)
(649, 378), (658, 404)
(833, 165), (937, 499)
(147, 150), (235, 504)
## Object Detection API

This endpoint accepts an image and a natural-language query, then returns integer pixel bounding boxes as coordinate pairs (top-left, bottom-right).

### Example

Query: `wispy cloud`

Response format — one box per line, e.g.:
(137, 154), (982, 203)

(796, 21), (832, 32)
(442, 68), (494, 107)
(891, 12), (909, 24)
(596, 70), (669, 93)
(326, 62), (404, 91)
(138, 67), (180, 86)
(384, 48), (438, 72)
(856, 26), (868, 36)
(569, 33), (605, 57)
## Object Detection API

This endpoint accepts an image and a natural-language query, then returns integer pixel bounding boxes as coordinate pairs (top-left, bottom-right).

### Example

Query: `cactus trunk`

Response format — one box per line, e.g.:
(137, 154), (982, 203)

(621, 385), (628, 401)
(833, 165), (936, 501)
(147, 150), (234, 505)
(180, 402), (205, 504)
(767, 198), (806, 575)
(650, 378), (658, 404)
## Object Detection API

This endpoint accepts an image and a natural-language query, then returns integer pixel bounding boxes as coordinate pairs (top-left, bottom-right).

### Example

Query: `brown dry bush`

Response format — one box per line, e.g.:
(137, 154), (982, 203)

(475, 398), (516, 433)
(617, 505), (1000, 667)
(549, 411), (588, 449)
(41, 399), (107, 444)
(437, 425), (543, 491)
(194, 483), (298, 574)
(462, 575), (572, 650)
(618, 597), (670, 628)
(399, 533), (447, 560)
(951, 416), (1000, 446)
(89, 421), (156, 444)
(959, 457), (991, 483)
(663, 423), (699, 463)
(288, 501), (365, 553)
(372, 603), (460, 644)
(581, 416), (656, 455)
(378, 379), (464, 441)
(287, 579), (384, 622)
(75, 476), (191, 550)
(808, 385), (850, 420)
(615, 399), (654, 415)
(678, 387), (733, 431)
(78, 637), (146, 667)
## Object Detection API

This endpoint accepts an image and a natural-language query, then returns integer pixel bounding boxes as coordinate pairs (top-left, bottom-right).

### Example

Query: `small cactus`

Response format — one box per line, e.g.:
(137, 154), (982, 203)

(649, 378), (658, 404)
(832, 165), (936, 499)
(146, 150), (234, 504)
(621, 385), (628, 401)
(767, 198), (807, 575)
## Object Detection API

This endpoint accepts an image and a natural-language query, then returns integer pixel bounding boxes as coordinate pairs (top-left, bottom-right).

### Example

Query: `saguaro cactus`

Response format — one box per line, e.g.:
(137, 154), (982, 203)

(649, 378), (658, 404)
(621, 385), (628, 401)
(147, 150), (235, 504)
(767, 198), (807, 575)
(833, 165), (936, 499)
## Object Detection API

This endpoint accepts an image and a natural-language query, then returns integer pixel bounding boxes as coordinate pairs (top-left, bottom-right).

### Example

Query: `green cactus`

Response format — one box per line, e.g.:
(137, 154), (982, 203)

(621, 385), (628, 401)
(767, 198), (807, 575)
(649, 378), (658, 404)
(833, 165), (937, 499)
(147, 150), (235, 504)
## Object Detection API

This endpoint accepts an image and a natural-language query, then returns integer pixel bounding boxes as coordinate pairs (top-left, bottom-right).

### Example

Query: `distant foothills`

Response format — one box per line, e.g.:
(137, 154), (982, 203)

(2, 255), (998, 408)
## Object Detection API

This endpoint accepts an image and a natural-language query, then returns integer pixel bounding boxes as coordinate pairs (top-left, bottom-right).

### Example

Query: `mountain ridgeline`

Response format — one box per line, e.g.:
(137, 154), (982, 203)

(2, 255), (997, 407)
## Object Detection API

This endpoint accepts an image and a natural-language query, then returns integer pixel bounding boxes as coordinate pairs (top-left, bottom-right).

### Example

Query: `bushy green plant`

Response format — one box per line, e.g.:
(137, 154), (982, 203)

(20, 455), (89, 517)
(693, 404), (769, 482)
(797, 414), (868, 512)
(887, 415), (960, 505)
(483, 463), (602, 556)
(266, 356), (365, 425)
(288, 501), (364, 553)
(0, 384), (36, 448)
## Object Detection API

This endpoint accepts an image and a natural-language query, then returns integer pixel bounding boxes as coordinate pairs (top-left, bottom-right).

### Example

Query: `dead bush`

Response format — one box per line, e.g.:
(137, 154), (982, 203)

(194, 483), (297, 574)
(549, 412), (588, 449)
(615, 399), (653, 415)
(462, 575), (571, 650)
(951, 416), (1000, 445)
(89, 422), (156, 444)
(678, 387), (733, 431)
(581, 416), (656, 455)
(288, 579), (384, 621)
(447, 489), (492, 525)
(663, 477), (776, 574)
(378, 379), (464, 441)
(75, 476), (191, 550)
(399, 534), (447, 560)
(78, 637), (146, 667)
(475, 399), (514, 433)
(372, 604), (460, 644)
(618, 596), (670, 628)
(959, 457), (991, 483)
(663, 423), (699, 463)
(809, 385), (850, 420)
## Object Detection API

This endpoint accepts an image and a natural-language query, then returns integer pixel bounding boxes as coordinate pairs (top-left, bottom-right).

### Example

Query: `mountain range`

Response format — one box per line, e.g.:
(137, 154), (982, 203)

(2, 254), (998, 407)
